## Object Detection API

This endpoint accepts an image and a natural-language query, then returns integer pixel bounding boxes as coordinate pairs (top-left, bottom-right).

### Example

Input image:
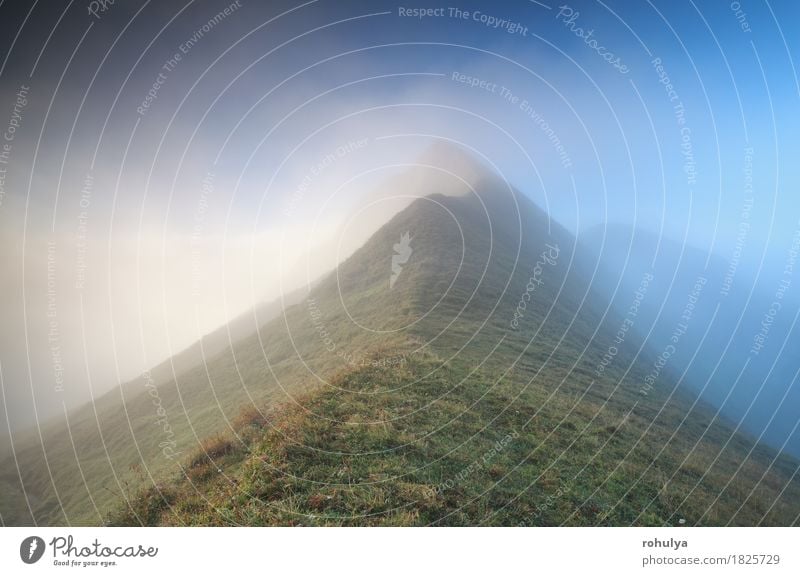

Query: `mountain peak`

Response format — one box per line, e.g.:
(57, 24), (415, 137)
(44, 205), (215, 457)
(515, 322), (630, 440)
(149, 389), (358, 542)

(408, 140), (499, 197)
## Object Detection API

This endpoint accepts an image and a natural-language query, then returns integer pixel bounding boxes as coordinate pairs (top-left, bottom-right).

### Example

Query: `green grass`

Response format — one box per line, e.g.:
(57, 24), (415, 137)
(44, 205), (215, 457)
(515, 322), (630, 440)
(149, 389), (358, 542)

(110, 352), (800, 526)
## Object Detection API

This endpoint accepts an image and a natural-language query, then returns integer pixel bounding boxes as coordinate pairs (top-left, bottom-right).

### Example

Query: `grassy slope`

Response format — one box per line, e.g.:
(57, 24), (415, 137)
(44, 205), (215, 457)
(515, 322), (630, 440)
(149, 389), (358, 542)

(115, 185), (800, 526)
(111, 352), (800, 526)
(5, 167), (800, 526)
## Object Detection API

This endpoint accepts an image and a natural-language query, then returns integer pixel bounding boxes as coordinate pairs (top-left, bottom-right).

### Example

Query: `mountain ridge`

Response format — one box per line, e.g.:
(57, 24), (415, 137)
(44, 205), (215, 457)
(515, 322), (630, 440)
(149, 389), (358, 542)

(2, 144), (799, 526)
(113, 166), (800, 526)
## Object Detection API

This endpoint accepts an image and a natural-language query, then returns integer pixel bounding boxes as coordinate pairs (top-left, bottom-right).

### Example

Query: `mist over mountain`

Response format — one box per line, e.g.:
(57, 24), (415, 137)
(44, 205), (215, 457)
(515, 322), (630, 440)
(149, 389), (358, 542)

(580, 224), (800, 458)
(3, 144), (797, 527)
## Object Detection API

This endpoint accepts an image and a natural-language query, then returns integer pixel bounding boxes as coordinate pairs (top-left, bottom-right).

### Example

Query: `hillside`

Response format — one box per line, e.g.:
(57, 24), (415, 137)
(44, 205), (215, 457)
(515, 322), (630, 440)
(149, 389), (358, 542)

(113, 147), (799, 526)
(4, 144), (799, 526)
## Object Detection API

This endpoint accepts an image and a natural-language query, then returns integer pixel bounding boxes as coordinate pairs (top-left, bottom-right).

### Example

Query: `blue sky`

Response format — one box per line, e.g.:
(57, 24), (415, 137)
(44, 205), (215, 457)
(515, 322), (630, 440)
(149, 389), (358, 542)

(3, 0), (798, 249)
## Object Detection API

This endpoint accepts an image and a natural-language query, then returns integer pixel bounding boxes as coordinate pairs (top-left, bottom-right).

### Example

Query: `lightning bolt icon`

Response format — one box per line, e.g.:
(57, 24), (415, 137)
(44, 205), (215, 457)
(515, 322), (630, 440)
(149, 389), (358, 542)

(29, 539), (38, 560)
